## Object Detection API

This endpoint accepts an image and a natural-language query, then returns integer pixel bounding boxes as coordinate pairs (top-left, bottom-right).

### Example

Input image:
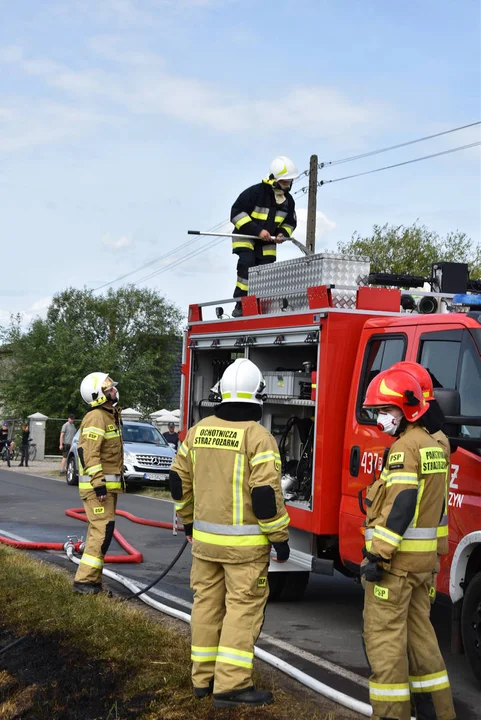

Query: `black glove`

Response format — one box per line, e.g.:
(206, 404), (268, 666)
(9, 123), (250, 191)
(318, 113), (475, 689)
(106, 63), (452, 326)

(272, 541), (290, 562)
(183, 522), (193, 538)
(362, 560), (384, 583)
(94, 485), (107, 498)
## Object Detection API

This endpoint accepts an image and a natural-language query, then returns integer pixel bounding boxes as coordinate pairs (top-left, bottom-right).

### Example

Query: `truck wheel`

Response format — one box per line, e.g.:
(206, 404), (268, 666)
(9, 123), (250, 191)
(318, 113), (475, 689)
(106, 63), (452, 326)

(66, 457), (78, 486)
(268, 571), (310, 602)
(461, 571), (481, 687)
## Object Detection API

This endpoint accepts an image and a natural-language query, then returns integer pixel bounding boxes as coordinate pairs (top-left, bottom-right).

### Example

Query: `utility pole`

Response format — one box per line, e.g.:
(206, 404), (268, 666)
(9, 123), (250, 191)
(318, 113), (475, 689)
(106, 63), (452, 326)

(306, 154), (318, 254)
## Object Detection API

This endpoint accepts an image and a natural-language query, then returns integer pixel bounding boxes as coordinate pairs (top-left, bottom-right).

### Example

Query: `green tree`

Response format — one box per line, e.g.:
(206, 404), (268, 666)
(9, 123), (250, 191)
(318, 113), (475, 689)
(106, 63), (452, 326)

(0, 287), (183, 419)
(337, 222), (481, 279)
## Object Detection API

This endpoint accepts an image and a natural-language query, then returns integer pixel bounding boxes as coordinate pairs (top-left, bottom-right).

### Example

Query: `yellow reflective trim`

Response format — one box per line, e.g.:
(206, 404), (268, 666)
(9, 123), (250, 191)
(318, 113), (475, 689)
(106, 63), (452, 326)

(437, 525), (449, 537)
(279, 224), (293, 236)
(86, 464), (103, 476)
(411, 680), (451, 693)
(78, 481), (92, 489)
(412, 477), (425, 527)
(191, 645), (218, 652)
(237, 392), (252, 399)
(82, 426), (106, 437)
(80, 553), (103, 569)
(235, 215), (252, 229)
(379, 378), (404, 398)
(370, 681), (410, 690)
(251, 451), (281, 466)
(409, 670), (448, 682)
(374, 525), (403, 543)
(216, 656), (252, 669)
(218, 645), (253, 660)
(222, 392), (231, 399)
(258, 512), (290, 533)
(235, 280), (248, 291)
(193, 528), (269, 546)
(232, 453), (243, 526)
(104, 481), (122, 489)
(105, 430), (120, 439)
(232, 241), (254, 250)
(251, 211), (268, 220)
(400, 538), (438, 552)
(263, 249), (277, 256)
(178, 442), (188, 457)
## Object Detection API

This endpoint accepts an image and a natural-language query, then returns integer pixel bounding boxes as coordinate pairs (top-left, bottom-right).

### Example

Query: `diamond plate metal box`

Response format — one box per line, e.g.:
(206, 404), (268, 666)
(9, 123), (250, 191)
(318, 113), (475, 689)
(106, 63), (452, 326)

(248, 253), (370, 313)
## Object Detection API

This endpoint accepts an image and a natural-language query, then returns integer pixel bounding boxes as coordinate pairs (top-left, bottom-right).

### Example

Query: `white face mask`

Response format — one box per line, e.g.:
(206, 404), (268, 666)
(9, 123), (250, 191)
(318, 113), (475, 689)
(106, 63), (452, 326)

(377, 410), (401, 436)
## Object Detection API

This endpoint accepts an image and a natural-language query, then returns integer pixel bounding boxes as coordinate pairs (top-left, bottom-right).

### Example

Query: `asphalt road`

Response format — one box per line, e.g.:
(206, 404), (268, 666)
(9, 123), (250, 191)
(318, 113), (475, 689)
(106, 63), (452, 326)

(1, 469), (479, 718)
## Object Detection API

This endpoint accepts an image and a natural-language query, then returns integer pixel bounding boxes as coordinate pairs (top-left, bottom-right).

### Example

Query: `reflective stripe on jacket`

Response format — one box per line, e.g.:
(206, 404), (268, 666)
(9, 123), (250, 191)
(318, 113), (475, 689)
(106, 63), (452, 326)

(230, 180), (297, 256)
(363, 424), (449, 573)
(78, 405), (123, 498)
(171, 416), (289, 563)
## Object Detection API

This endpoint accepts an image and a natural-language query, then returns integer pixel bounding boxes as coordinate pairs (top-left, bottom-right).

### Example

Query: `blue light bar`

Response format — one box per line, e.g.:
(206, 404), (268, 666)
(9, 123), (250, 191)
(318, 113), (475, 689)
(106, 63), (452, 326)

(453, 293), (481, 306)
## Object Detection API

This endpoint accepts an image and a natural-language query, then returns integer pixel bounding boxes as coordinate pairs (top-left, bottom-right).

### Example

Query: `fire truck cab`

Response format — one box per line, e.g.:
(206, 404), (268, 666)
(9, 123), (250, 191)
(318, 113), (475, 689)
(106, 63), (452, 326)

(180, 253), (481, 683)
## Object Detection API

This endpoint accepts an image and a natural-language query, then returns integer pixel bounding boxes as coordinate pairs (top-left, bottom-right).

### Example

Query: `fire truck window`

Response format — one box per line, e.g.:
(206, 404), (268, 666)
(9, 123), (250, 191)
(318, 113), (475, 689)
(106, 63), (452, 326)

(458, 336), (481, 439)
(418, 340), (461, 390)
(358, 336), (406, 422)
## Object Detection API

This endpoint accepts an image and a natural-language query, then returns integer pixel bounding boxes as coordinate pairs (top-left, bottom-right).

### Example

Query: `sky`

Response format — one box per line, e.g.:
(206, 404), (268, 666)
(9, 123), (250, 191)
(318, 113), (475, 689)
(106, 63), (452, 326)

(1, 0), (480, 324)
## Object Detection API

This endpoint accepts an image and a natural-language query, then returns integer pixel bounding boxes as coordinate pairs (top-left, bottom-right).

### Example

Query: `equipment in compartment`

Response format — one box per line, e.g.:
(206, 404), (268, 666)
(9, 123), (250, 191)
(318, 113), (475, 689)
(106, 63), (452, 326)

(276, 416), (314, 502)
(263, 370), (311, 398)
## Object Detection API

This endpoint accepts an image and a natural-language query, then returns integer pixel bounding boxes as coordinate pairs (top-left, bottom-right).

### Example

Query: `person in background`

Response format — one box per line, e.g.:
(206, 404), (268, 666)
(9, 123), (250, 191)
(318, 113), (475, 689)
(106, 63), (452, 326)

(0, 422), (14, 464)
(163, 421), (179, 451)
(18, 423), (30, 467)
(59, 414), (76, 475)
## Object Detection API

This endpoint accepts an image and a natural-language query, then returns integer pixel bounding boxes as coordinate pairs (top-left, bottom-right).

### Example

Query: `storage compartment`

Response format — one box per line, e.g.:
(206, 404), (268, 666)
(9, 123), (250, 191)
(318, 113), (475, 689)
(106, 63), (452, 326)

(189, 348), (244, 425)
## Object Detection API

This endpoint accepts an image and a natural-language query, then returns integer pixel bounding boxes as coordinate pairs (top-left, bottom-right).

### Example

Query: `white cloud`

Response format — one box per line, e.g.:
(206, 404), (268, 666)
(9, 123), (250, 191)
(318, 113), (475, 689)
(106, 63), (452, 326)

(102, 233), (132, 249)
(0, 99), (109, 152)
(0, 45), (389, 143)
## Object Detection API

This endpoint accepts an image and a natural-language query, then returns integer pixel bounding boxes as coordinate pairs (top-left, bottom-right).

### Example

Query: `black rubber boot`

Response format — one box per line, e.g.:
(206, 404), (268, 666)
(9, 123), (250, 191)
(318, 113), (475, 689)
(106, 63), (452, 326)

(73, 581), (102, 595)
(193, 678), (214, 699)
(232, 302), (243, 317)
(213, 686), (274, 708)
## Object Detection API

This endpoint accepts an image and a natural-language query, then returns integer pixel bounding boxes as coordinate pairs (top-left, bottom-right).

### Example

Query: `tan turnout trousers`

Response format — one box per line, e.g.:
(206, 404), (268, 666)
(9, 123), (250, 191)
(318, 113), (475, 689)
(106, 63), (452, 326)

(364, 570), (456, 720)
(74, 492), (117, 585)
(190, 557), (269, 694)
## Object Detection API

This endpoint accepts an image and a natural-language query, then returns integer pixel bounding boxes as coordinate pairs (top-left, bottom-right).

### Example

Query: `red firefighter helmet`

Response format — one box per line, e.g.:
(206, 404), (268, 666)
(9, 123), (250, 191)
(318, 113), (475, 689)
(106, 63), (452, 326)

(363, 367), (429, 422)
(389, 361), (435, 401)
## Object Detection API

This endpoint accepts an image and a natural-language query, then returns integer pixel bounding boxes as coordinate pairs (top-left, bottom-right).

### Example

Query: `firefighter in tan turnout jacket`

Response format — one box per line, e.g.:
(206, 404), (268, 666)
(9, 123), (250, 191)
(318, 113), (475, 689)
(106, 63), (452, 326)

(73, 372), (123, 595)
(362, 364), (455, 720)
(170, 359), (290, 709)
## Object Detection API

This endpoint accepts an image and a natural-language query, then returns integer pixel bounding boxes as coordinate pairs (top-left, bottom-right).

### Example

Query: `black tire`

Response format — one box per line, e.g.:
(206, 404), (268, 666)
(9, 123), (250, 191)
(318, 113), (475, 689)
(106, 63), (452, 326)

(6, 448), (10, 467)
(29, 445), (37, 461)
(461, 571), (481, 687)
(66, 456), (79, 486)
(268, 571), (310, 602)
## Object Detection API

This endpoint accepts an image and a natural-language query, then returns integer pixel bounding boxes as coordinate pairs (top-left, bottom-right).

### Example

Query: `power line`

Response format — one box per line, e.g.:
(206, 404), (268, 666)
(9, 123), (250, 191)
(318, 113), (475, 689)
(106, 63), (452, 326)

(317, 121), (481, 169)
(294, 141), (481, 195)
(93, 218), (230, 292)
(132, 235), (227, 286)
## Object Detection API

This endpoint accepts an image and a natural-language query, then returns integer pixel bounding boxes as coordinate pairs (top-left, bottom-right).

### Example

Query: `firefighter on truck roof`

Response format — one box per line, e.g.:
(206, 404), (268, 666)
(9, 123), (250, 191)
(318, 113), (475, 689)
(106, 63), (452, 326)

(73, 372), (124, 595)
(230, 156), (298, 318)
(361, 365), (456, 720)
(169, 358), (290, 709)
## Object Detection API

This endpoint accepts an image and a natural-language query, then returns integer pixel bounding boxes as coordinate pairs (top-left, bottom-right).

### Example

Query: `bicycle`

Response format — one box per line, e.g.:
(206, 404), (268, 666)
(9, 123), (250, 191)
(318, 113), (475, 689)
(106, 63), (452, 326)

(13, 439), (37, 463)
(1, 442), (14, 468)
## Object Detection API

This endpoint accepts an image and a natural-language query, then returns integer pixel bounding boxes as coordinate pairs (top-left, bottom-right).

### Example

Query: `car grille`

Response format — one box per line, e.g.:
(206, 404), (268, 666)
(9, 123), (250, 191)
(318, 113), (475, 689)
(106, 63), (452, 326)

(134, 454), (172, 470)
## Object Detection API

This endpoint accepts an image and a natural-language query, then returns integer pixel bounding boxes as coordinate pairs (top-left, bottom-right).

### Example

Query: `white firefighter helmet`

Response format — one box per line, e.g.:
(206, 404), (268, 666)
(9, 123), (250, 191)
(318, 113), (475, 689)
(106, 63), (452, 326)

(269, 156), (298, 181)
(80, 372), (118, 407)
(219, 358), (266, 405)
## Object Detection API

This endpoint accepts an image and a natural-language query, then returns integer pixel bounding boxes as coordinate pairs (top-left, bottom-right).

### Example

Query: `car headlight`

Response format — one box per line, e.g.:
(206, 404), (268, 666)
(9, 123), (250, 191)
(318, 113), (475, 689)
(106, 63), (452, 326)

(124, 452), (136, 464)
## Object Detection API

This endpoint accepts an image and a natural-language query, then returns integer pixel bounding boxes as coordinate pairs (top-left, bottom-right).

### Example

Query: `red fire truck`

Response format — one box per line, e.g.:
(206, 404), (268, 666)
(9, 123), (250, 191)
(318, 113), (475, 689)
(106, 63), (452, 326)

(178, 253), (481, 683)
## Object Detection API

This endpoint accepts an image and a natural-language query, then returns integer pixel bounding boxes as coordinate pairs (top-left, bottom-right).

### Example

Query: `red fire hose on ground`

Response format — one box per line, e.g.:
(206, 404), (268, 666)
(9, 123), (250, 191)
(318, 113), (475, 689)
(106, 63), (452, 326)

(0, 507), (184, 564)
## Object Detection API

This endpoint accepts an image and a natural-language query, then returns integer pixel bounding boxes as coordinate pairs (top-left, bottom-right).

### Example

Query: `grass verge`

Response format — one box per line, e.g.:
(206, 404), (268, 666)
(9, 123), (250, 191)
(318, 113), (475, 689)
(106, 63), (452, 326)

(129, 486), (172, 501)
(0, 546), (360, 719)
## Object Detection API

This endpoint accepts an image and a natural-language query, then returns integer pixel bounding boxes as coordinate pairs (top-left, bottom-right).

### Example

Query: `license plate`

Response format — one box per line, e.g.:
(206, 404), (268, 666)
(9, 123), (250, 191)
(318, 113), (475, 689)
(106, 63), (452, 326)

(144, 472), (168, 481)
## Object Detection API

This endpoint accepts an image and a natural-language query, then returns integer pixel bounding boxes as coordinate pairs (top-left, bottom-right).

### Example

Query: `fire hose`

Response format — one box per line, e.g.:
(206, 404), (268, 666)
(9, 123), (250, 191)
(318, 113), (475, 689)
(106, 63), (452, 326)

(1, 509), (413, 718)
